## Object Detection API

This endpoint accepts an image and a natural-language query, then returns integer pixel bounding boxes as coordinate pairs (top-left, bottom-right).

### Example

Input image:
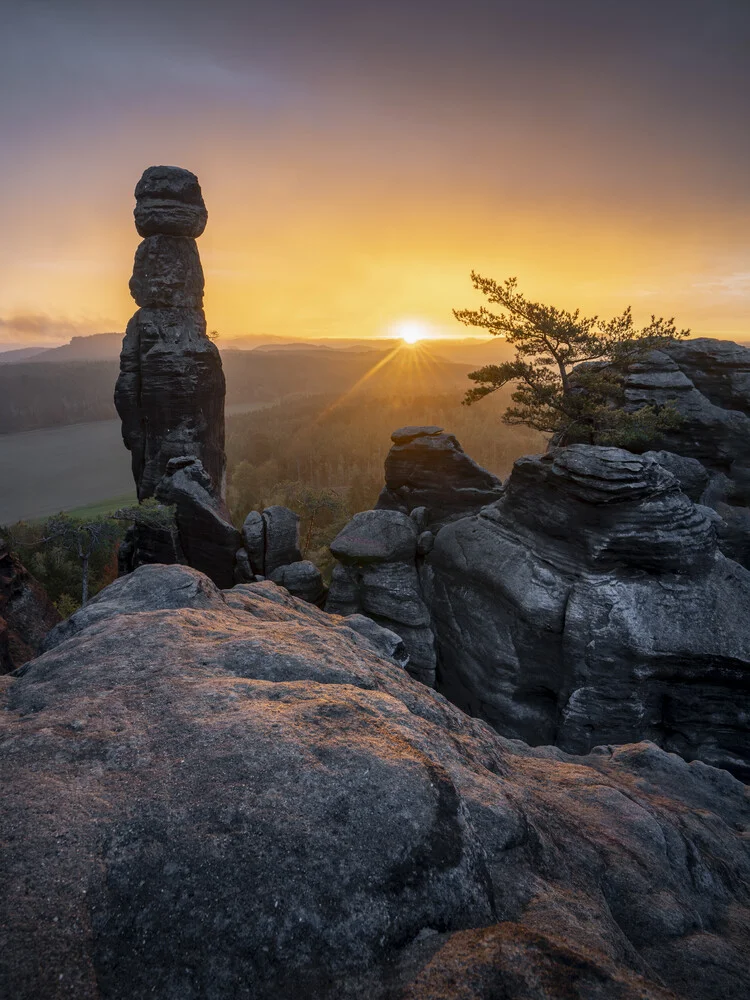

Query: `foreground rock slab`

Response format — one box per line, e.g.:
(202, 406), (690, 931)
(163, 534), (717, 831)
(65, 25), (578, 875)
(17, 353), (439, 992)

(1, 565), (748, 999)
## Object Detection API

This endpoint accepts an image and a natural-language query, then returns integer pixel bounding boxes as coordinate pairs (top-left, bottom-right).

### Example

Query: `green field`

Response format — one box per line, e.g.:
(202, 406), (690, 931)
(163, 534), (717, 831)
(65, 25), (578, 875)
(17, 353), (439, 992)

(0, 419), (135, 524)
(56, 493), (137, 521)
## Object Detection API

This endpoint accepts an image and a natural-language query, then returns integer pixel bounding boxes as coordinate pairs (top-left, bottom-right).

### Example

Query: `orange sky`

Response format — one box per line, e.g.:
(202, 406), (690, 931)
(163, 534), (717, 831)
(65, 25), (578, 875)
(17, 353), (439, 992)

(1, 2), (748, 346)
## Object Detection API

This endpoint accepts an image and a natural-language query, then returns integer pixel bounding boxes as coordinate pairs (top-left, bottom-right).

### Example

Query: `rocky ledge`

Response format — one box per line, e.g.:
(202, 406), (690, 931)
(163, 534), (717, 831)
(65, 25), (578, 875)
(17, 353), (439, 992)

(0, 564), (748, 999)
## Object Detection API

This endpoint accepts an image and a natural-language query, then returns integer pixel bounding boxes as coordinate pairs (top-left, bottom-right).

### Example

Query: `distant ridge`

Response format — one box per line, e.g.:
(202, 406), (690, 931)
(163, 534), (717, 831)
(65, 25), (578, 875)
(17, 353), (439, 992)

(27, 332), (123, 362)
(0, 347), (47, 363)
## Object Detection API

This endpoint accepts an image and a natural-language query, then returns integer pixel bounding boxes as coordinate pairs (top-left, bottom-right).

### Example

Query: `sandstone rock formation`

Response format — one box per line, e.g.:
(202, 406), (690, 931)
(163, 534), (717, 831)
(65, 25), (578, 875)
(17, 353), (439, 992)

(113, 168), (313, 600)
(618, 338), (750, 566)
(268, 560), (325, 605)
(1, 564), (748, 999)
(326, 509), (436, 685)
(115, 165), (225, 501)
(328, 423), (750, 779)
(154, 457), (242, 590)
(423, 444), (750, 780)
(375, 425), (503, 526)
(0, 541), (60, 673)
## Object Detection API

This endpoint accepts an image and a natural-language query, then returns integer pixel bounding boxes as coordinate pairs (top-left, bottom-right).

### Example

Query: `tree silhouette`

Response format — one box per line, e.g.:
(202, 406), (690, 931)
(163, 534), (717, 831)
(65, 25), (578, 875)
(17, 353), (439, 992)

(455, 274), (689, 444)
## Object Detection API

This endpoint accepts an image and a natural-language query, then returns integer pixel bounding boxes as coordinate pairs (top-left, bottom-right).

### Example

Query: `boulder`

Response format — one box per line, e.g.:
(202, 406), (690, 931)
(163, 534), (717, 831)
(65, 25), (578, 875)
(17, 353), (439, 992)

(327, 510), (435, 686)
(155, 458), (241, 590)
(262, 505), (302, 575)
(375, 426), (503, 526)
(0, 542), (60, 673)
(133, 165), (208, 238)
(233, 547), (255, 584)
(241, 510), (266, 573)
(269, 560), (325, 605)
(422, 444), (750, 779)
(1, 564), (748, 999)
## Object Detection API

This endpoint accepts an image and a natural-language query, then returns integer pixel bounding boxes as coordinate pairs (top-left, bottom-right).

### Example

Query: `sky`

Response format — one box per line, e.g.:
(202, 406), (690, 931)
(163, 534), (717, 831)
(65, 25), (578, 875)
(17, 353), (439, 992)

(0, 0), (748, 346)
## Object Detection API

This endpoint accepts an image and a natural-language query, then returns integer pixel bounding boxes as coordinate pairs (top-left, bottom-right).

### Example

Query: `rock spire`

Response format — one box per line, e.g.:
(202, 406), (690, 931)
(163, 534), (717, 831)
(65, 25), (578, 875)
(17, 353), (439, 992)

(115, 165), (226, 501)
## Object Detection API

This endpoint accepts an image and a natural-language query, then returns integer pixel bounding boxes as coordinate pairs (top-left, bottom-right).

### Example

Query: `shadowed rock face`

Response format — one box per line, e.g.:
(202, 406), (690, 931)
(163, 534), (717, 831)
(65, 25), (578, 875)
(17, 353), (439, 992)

(154, 457), (241, 590)
(133, 164), (208, 238)
(115, 166), (225, 502)
(619, 338), (750, 565)
(1, 564), (748, 999)
(375, 426), (504, 526)
(0, 543), (60, 673)
(422, 445), (750, 779)
(327, 510), (436, 686)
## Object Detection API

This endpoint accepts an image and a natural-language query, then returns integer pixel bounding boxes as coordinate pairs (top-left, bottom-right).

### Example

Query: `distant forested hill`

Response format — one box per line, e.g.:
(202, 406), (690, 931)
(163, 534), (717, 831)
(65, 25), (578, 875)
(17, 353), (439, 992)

(0, 347), (471, 434)
(0, 362), (120, 433)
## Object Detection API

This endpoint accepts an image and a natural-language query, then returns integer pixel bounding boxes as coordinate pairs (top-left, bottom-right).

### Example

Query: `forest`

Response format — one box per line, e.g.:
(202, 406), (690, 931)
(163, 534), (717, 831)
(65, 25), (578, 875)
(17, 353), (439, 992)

(2, 386), (543, 611)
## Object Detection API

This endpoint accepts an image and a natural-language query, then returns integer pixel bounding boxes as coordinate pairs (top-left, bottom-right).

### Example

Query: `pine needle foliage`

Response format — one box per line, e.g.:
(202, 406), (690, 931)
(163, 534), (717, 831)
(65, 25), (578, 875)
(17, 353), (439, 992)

(455, 274), (689, 444)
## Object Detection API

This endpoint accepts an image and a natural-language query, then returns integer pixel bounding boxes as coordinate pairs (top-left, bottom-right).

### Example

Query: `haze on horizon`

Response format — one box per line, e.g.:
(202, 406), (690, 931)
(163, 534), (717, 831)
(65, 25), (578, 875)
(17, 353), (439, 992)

(1, 0), (748, 347)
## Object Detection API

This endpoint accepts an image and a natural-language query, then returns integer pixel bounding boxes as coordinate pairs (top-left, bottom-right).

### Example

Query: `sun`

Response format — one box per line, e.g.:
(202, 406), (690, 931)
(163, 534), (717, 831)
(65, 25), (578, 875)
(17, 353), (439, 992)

(393, 319), (430, 345)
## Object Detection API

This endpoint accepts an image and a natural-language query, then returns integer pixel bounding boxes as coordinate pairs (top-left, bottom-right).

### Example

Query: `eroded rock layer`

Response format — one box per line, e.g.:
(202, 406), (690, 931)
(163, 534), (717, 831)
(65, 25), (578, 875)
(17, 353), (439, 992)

(1, 564), (748, 999)
(375, 425), (504, 526)
(327, 509), (436, 685)
(423, 444), (750, 779)
(620, 338), (750, 565)
(115, 166), (225, 501)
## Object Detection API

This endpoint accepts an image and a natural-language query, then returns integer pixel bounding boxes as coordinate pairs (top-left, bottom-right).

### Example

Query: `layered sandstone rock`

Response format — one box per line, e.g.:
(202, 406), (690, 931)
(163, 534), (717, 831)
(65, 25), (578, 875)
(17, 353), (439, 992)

(1, 564), (748, 999)
(423, 444), (750, 779)
(618, 338), (750, 565)
(326, 509), (436, 685)
(375, 425), (503, 526)
(115, 165), (225, 501)
(154, 457), (241, 590)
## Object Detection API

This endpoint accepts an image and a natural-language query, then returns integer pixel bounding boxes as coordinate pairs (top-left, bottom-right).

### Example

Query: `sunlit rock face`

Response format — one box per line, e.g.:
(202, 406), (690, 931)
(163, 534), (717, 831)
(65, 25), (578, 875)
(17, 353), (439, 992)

(619, 338), (750, 566)
(2, 564), (748, 999)
(115, 166), (225, 501)
(422, 445), (750, 779)
(375, 425), (504, 527)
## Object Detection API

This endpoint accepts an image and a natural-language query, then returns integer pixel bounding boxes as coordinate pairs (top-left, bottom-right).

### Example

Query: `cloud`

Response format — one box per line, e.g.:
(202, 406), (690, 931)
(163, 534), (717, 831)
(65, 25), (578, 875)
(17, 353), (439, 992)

(692, 273), (750, 298)
(0, 313), (116, 345)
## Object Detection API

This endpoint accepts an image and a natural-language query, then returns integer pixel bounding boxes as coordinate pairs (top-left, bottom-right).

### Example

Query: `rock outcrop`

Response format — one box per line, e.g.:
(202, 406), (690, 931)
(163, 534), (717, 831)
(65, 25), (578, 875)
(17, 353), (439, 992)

(0, 542), (60, 673)
(113, 168), (314, 600)
(326, 509), (436, 685)
(423, 444), (750, 779)
(154, 457), (242, 590)
(1, 564), (748, 999)
(115, 165), (225, 501)
(375, 426), (504, 527)
(618, 338), (750, 566)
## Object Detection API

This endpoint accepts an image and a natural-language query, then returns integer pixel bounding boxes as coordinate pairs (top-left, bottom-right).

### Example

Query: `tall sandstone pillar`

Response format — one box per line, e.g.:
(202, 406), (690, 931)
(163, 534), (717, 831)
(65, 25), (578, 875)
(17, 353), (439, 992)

(115, 166), (226, 500)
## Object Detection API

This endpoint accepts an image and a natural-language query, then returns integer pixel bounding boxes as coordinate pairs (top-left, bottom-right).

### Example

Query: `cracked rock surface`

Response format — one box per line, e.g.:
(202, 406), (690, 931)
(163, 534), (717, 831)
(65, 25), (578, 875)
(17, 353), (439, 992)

(423, 445), (750, 779)
(1, 564), (748, 999)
